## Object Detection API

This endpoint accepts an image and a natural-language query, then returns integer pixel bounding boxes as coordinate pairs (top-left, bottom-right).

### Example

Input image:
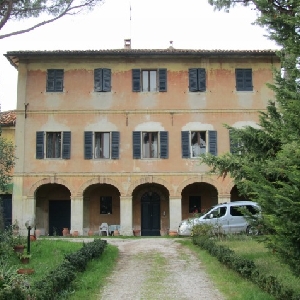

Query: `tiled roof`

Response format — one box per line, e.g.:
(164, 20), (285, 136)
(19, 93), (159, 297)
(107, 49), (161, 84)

(4, 48), (280, 69)
(0, 110), (16, 127)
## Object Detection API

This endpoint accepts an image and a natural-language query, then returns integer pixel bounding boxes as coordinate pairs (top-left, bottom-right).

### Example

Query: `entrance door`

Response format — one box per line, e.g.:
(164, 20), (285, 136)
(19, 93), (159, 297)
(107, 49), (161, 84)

(49, 200), (71, 236)
(1, 194), (12, 228)
(141, 192), (160, 236)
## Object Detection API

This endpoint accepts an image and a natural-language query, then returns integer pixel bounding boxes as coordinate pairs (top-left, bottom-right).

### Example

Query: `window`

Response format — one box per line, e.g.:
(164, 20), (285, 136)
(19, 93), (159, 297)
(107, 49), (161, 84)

(46, 69), (64, 92)
(181, 131), (217, 158)
(100, 196), (112, 214)
(189, 68), (206, 92)
(229, 129), (243, 154)
(132, 131), (168, 159)
(84, 131), (119, 159)
(94, 68), (111, 92)
(36, 131), (71, 159)
(132, 69), (167, 92)
(235, 69), (253, 91)
(230, 205), (259, 216)
(189, 196), (201, 213)
(206, 206), (227, 219)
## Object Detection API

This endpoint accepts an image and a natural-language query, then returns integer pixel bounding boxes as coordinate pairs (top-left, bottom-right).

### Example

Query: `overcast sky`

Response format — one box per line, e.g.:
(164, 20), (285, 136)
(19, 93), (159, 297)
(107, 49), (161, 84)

(0, 0), (280, 112)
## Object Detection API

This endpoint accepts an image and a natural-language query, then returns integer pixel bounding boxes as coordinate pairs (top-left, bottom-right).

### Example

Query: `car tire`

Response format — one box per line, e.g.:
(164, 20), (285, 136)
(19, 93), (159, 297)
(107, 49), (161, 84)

(246, 225), (259, 236)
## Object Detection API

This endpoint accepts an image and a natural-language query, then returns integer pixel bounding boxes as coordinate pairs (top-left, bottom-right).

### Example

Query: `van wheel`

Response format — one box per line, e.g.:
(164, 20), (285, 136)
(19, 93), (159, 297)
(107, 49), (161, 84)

(246, 226), (258, 236)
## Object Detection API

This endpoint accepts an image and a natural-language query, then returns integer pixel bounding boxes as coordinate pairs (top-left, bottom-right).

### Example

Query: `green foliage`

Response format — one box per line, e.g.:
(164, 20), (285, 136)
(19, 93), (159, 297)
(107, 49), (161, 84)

(205, 0), (300, 276)
(0, 136), (15, 192)
(0, 0), (105, 39)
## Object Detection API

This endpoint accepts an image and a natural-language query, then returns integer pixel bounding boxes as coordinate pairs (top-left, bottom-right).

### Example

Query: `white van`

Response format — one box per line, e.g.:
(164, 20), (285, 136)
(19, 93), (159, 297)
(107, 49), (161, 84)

(177, 201), (260, 236)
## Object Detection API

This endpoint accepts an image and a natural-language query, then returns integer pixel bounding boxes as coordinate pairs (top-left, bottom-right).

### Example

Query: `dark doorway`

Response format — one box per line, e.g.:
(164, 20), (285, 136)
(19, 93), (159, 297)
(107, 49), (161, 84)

(1, 194), (12, 228)
(141, 192), (160, 236)
(49, 200), (71, 236)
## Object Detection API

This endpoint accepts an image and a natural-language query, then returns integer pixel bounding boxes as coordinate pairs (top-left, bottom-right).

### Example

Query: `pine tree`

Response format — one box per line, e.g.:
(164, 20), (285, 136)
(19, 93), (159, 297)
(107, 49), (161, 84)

(205, 0), (300, 275)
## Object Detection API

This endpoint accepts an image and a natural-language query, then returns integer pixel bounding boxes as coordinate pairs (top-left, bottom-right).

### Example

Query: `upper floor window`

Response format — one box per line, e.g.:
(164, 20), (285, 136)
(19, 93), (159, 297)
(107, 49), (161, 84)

(189, 68), (206, 92)
(181, 130), (217, 158)
(84, 131), (119, 159)
(46, 69), (64, 92)
(132, 69), (167, 92)
(133, 131), (168, 159)
(94, 68), (111, 92)
(235, 69), (253, 91)
(36, 131), (71, 159)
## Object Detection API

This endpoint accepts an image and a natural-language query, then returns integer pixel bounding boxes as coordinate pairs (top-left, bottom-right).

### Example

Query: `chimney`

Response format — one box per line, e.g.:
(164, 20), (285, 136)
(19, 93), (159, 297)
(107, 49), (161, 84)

(124, 39), (131, 49)
(169, 41), (174, 49)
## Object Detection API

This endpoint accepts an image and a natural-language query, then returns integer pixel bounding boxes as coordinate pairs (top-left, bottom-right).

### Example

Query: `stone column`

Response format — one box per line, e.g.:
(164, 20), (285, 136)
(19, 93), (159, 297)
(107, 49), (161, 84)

(71, 196), (83, 235)
(20, 195), (35, 236)
(218, 194), (231, 204)
(169, 196), (182, 232)
(120, 196), (133, 236)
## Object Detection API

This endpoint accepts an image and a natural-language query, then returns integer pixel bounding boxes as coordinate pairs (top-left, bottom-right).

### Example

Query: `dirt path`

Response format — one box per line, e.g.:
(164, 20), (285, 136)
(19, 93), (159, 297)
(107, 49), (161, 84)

(98, 238), (225, 300)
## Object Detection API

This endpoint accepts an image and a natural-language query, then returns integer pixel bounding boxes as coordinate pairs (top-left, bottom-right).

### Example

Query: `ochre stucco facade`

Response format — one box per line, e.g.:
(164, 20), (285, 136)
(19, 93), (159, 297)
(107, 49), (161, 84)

(5, 46), (280, 236)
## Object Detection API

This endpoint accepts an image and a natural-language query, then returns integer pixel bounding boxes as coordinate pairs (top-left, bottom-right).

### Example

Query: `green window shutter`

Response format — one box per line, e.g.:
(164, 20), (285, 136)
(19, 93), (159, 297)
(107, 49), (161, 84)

(244, 69), (253, 91)
(62, 131), (71, 159)
(236, 69), (252, 91)
(46, 70), (55, 92)
(132, 69), (141, 92)
(158, 69), (167, 92)
(94, 68), (103, 92)
(47, 69), (63, 92)
(84, 131), (93, 160)
(198, 68), (206, 92)
(160, 131), (168, 159)
(132, 131), (141, 159)
(181, 131), (190, 158)
(55, 69), (64, 92)
(208, 131), (218, 156)
(189, 68), (198, 92)
(102, 68), (111, 92)
(36, 131), (44, 159)
(111, 131), (120, 159)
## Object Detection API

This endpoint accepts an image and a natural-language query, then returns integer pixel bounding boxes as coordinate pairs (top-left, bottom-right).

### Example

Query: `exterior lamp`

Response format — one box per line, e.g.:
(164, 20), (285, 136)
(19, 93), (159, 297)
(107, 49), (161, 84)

(25, 218), (35, 255)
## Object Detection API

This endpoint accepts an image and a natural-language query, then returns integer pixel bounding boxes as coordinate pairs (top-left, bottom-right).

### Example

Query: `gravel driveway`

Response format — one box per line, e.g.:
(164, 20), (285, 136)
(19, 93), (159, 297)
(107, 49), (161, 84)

(98, 238), (225, 300)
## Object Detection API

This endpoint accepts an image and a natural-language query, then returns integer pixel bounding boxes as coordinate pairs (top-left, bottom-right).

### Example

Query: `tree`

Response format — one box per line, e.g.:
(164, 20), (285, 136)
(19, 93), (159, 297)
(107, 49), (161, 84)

(0, 130), (15, 192)
(0, 0), (105, 39)
(204, 0), (300, 276)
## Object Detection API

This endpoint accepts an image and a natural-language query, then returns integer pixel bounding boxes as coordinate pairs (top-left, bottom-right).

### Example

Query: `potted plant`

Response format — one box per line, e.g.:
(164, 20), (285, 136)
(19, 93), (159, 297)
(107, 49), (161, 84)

(12, 235), (26, 253)
(19, 253), (31, 264)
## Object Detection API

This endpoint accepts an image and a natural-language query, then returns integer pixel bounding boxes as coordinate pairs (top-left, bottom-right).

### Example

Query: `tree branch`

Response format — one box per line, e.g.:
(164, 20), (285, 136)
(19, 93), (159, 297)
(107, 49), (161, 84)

(0, 0), (13, 31)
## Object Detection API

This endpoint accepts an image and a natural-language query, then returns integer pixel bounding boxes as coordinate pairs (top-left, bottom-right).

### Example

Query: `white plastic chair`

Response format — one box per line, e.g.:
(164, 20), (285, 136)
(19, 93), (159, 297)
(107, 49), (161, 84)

(99, 223), (109, 236)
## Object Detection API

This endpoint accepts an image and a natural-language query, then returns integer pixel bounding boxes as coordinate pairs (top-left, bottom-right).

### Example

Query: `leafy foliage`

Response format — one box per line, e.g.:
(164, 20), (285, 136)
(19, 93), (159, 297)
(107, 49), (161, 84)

(0, 0), (105, 39)
(205, 0), (300, 276)
(0, 134), (15, 192)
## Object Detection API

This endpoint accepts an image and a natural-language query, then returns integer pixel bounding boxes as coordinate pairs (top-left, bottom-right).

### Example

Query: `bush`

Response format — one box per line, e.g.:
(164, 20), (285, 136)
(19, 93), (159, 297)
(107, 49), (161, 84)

(193, 236), (300, 299)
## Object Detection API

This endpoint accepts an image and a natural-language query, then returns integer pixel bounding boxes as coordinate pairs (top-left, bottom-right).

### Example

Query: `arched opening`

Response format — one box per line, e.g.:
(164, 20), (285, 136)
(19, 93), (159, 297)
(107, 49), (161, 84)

(132, 183), (169, 236)
(230, 185), (249, 201)
(35, 183), (71, 236)
(83, 183), (120, 234)
(181, 182), (218, 220)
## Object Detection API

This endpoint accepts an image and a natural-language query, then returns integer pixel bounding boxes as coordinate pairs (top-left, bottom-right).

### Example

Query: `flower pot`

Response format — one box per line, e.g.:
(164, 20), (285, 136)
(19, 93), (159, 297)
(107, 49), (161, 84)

(133, 229), (140, 236)
(62, 228), (69, 236)
(114, 229), (119, 236)
(20, 257), (29, 264)
(30, 235), (36, 241)
(17, 268), (34, 275)
(169, 231), (178, 237)
(88, 230), (93, 236)
(72, 230), (79, 237)
(13, 245), (25, 254)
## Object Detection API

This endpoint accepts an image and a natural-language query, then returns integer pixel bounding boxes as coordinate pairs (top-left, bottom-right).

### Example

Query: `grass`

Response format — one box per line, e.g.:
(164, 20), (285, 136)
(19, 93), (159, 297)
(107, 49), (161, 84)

(179, 239), (275, 300)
